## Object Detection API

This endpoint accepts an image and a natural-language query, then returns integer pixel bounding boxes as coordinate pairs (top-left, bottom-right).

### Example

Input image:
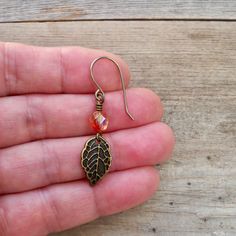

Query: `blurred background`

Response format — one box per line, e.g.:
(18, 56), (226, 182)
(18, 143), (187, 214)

(0, 1), (236, 235)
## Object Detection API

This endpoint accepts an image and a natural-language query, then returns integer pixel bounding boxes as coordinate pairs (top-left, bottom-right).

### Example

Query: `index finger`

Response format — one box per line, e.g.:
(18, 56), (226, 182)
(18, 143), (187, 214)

(0, 42), (130, 96)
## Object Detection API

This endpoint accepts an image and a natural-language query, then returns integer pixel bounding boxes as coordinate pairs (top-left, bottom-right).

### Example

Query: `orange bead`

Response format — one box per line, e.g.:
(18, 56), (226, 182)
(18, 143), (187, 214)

(89, 111), (109, 132)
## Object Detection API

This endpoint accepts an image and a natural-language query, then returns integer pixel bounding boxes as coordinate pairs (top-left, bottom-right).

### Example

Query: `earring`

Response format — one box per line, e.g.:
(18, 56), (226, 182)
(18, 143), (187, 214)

(81, 56), (134, 185)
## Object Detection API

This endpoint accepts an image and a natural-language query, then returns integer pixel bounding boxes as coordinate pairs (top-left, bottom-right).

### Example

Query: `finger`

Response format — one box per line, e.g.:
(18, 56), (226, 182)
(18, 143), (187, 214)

(0, 88), (163, 148)
(0, 122), (174, 194)
(0, 167), (159, 235)
(0, 42), (130, 96)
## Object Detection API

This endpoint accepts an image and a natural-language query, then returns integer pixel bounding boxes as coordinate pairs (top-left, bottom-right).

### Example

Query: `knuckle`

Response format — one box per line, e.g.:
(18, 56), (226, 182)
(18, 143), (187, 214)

(0, 202), (9, 236)
(24, 96), (47, 140)
(39, 140), (62, 184)
(2, 42), (17, 95)
(38, 189), (62, 233)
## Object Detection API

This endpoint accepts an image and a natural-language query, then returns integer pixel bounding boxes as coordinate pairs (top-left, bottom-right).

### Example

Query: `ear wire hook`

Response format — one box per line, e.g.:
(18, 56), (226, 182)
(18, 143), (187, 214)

(90, 56), (134, 120)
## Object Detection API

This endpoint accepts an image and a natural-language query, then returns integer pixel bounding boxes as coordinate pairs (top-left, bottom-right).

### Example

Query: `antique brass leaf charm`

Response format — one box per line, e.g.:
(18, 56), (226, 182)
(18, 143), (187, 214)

(81, 134), (112, 185)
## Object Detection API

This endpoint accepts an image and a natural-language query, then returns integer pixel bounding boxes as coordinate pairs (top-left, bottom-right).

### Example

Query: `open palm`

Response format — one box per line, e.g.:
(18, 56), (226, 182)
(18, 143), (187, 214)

(0, 43), (174, 236)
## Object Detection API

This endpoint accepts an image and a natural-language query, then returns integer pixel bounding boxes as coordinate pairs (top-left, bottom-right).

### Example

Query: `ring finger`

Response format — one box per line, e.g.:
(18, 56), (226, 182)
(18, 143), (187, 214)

(0, 122), (174, 194)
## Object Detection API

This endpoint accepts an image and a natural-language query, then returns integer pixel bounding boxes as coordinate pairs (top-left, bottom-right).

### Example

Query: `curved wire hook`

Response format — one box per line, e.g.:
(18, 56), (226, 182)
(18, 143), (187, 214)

(90, 56), (134, 120)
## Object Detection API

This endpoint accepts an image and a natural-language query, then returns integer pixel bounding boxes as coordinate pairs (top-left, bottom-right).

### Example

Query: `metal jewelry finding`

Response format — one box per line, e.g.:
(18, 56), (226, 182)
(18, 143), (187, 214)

(81, 56), (134, 185)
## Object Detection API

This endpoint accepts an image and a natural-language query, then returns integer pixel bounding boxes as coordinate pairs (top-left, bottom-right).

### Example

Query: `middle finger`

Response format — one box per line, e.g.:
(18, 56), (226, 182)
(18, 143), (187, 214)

(0, 88), (162, 148)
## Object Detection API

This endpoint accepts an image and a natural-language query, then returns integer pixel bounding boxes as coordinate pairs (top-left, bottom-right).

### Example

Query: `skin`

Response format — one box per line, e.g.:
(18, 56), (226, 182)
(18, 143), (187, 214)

(0, 42), (175, 236)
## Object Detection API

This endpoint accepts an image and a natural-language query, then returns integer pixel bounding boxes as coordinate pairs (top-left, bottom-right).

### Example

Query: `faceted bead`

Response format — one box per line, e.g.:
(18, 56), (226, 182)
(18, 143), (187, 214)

(89, 111), (109, 132)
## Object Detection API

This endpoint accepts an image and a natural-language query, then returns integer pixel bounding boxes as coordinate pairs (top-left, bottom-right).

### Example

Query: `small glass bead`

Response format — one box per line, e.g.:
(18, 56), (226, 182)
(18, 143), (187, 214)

(89, 111), (109, 132)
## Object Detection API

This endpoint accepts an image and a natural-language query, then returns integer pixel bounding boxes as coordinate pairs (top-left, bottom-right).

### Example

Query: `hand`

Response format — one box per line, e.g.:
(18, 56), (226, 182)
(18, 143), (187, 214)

(0, 43), (175, 235)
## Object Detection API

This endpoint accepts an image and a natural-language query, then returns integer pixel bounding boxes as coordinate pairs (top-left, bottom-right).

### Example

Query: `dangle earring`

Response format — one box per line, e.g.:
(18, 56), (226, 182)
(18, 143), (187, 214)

(81, 56), (134, 185)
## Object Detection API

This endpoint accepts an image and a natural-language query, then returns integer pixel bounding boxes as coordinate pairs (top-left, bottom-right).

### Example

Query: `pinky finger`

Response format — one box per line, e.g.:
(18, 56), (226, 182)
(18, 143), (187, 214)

(0, 167), (159, 236)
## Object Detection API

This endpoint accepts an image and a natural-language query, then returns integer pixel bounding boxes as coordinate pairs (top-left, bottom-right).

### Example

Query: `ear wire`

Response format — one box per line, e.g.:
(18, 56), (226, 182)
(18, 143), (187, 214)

(90, 56), (134, 120)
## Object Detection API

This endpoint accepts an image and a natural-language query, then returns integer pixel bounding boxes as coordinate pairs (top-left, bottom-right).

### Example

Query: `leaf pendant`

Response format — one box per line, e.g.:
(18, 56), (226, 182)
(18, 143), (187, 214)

(81, 134), (112, 185)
